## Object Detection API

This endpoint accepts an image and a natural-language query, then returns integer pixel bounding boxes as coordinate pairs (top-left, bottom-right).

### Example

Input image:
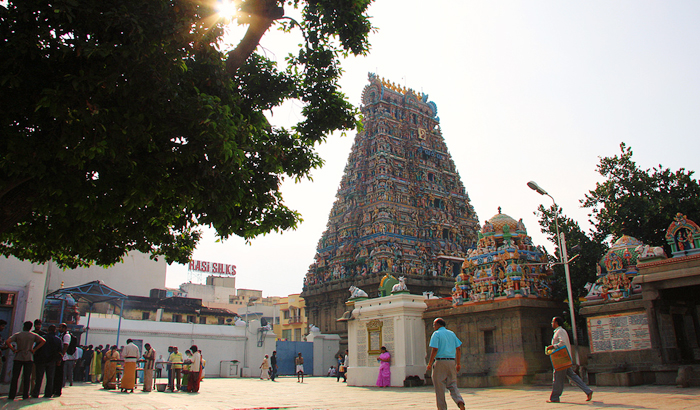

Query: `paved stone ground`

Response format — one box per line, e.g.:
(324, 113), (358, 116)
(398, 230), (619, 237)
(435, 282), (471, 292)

(2, 377), (700, 410)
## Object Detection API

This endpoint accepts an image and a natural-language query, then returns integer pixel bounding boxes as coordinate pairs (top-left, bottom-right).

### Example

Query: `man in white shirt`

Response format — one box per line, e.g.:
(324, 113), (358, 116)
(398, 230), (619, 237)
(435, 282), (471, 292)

(122, 339), (140, 391)
(546, 316), (593, 403)
(187, 345), (202, 393)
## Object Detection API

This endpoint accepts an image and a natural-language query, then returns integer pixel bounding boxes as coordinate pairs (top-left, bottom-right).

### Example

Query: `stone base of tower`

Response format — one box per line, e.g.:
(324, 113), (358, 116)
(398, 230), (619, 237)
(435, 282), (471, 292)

(346, 293), (428, 387)
(423, 297), (566, 387)
(302, 273), (454, 351)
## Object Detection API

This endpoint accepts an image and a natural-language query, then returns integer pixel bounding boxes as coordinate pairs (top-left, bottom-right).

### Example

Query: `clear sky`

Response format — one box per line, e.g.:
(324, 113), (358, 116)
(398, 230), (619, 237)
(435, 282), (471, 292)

(166, 1), (700, 296)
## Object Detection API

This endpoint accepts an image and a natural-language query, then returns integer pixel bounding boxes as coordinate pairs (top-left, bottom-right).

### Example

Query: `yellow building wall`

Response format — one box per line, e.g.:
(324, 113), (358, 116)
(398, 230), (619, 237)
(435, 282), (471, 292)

(274, 294), (307, 341)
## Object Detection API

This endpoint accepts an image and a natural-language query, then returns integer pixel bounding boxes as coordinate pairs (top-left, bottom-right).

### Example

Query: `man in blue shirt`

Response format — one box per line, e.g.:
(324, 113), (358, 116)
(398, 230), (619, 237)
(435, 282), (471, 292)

(426, 318), (465, 410)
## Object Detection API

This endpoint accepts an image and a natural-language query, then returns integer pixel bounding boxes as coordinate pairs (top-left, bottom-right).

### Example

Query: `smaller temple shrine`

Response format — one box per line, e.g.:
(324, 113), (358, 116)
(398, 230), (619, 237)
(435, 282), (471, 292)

(453, 208), (552, 305)
(582, 235), (653, 304)
(424, 209), (564, 387)
(581, 213), (700, 387)
(666, 212), (700, 257)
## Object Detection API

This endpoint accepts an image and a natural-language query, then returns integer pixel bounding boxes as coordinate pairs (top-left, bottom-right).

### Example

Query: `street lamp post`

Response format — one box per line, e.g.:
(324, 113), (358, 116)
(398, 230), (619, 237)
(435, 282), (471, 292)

(527, 181), (580, 366)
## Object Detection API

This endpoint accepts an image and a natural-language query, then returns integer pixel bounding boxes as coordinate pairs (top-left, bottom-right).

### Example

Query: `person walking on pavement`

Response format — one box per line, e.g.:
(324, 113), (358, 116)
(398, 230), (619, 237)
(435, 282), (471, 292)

(426, 318), (465, 410)
(336, 353), (345, 382)
(259, 354), (270, 380)
(270, 351), (278, 381)
(295, 352), (304, 383)
(546, 316), (593, 403)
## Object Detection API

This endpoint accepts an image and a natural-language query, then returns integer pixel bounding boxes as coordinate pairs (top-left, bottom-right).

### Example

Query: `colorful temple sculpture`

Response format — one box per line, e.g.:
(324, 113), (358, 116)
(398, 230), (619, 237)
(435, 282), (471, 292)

(423, 209), (564, 387)
(453, 208), (552, 305)
(665, 212), (700, 257)
(301, 74), (480, 347)
(582, 235), (664, 303)
(581, 213), (700, 386)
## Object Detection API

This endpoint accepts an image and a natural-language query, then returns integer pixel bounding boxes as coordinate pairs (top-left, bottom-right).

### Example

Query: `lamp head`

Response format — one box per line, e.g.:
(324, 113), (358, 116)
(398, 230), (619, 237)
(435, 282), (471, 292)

(527, 181), (548, 196)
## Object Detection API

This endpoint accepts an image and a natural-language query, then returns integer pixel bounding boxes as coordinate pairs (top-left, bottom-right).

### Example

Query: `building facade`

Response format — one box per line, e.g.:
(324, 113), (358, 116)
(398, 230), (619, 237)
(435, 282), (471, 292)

(273, 294), (307, 341)
(0, 252), (165, 339)
(581, 213), (700, 386)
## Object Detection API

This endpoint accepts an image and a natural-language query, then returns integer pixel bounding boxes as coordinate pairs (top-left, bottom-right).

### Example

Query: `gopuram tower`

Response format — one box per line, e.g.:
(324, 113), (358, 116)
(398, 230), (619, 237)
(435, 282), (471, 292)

(301, 74), (480, 347)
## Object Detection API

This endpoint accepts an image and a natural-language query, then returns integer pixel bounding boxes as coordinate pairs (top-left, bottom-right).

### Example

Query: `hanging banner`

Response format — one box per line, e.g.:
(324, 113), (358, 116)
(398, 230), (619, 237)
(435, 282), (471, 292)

(187, 260), (236, 276)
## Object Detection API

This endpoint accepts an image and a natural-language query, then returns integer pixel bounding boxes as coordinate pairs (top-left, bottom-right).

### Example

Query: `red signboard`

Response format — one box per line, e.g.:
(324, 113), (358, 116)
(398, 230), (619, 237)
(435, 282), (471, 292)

(188, 260), (236, 276)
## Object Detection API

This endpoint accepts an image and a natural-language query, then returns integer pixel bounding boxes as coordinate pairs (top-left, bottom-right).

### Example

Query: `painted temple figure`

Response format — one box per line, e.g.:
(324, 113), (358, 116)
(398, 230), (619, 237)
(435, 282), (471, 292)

(453, 208), (552, 306)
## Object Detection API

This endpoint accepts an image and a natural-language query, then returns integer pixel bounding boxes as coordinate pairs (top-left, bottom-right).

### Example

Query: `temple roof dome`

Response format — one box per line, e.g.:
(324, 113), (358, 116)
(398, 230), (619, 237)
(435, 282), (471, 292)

(598, 234), (645, 274)
(487, 211), (517, 234)
(611, 234), (644, 249)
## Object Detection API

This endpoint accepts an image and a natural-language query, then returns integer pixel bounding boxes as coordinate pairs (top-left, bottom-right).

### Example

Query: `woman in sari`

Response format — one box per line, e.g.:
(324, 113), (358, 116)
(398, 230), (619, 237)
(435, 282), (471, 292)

(376, 346), (391, 387)
(90, 345), (103, 382)
(102, 345), (120, 389)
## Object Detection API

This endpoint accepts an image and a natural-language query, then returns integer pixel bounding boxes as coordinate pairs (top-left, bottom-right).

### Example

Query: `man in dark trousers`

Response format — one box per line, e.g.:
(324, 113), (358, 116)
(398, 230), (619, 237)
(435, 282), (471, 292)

(5, 321), (45, 401)
(52, 323), (71, 397)
(82, 345), (94, 382)
(32, 325), (62, 398)
(270, 351), (278, 381)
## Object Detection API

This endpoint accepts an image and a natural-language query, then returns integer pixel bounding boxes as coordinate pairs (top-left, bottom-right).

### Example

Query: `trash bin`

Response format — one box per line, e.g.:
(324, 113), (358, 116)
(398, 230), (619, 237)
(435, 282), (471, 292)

(220, 361), (239, 378)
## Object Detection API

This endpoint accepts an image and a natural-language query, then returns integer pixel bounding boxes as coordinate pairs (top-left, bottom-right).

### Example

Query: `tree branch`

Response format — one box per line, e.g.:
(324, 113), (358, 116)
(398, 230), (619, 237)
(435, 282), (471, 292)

(226, 0), (284, 76)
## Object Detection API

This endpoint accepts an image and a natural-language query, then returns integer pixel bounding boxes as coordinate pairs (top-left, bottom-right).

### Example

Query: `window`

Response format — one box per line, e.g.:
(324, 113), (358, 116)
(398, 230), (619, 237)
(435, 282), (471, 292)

(218, 317), (225, 325)
(200, 317), (208, 324)
(282, 329), (292, 340)
(484, 330), (495, 354)
(142, 311), (150, 320)
(172, 314), (182, 323)
(187, 315), (196, 323)
(294, 328), (302, 341)
(283, 310), (290, 320)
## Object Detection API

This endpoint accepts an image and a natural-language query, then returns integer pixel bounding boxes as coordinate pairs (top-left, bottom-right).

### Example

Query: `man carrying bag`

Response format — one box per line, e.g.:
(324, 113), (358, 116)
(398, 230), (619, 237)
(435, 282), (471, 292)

(545, 317), (593, 403)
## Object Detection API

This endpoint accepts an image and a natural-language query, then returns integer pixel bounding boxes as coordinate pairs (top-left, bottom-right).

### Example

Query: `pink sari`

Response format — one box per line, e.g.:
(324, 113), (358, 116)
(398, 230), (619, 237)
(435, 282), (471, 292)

(376, 351), (391, 387)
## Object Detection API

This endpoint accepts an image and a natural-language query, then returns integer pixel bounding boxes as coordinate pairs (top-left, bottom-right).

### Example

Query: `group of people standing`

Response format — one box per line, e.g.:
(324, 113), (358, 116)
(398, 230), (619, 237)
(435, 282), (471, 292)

(164, 345), (205, 393)
(0, 319), (208, 399)
(2, 320), (77, 400)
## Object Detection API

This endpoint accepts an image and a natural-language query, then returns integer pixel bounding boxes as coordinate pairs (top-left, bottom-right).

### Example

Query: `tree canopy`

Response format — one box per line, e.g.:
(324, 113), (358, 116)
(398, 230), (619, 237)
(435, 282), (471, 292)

(583, 143), (700, 251)
(0, 0), (374, 268)
(536, 143), (700, 303)
(536, 204), (606, 304)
